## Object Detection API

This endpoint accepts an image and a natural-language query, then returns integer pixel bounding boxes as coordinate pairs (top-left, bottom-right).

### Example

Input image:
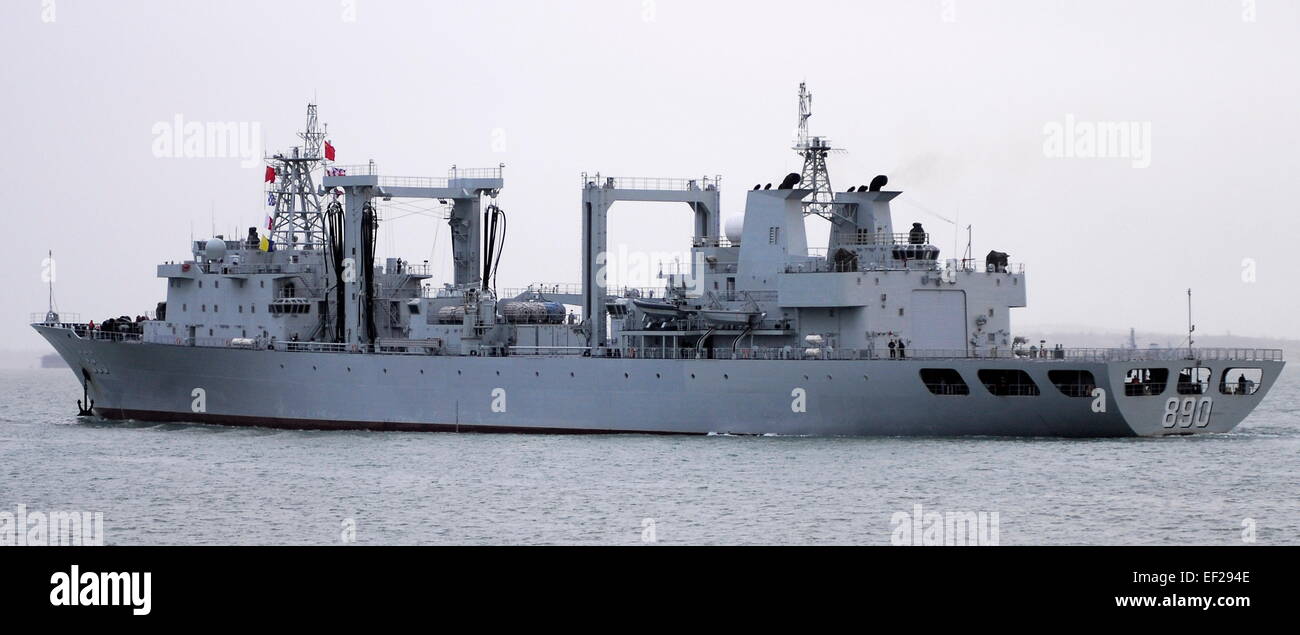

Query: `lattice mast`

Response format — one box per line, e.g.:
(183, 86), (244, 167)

(266, 104), (327, 250)
(794, 82), (840, 220)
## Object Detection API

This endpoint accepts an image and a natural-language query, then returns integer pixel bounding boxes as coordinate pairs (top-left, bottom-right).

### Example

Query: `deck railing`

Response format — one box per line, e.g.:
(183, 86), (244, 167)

(30, 312), (82, 324)
(581, 173), (720, 191)
(448, 166), (504, 180)
(834, 232), (930, 246)
(592, 346), (1284, 363)
(28, 324), (1286, 363)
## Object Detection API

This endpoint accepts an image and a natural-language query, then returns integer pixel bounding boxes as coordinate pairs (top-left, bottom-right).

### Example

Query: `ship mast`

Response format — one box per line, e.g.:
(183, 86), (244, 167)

(44, 249), (59, 323)
(266, 104), (327, 250)
(794, 82), (841, 221)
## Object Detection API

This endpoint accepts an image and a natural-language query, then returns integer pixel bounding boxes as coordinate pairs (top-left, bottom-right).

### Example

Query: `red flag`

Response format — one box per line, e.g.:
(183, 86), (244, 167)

(264, 166), (276, 183)
(324, 141), (336, 161)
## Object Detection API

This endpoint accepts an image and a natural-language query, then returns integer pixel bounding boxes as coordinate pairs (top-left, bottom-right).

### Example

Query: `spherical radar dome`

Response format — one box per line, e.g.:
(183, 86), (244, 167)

(206, 237), (227, 262)
(724, 215), (745, 244)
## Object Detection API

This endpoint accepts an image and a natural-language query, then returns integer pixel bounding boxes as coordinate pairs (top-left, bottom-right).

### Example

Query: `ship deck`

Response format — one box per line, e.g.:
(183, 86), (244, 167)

(33, 322), (1284, 363)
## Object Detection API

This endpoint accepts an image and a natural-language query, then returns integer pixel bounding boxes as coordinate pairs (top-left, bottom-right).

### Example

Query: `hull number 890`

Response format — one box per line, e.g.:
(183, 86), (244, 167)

(1163, 397), (1212, 429)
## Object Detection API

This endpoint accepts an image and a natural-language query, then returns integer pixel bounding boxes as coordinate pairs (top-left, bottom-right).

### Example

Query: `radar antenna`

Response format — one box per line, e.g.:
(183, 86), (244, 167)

(793, 82), (843, 221)
(266, 104), (327, 250)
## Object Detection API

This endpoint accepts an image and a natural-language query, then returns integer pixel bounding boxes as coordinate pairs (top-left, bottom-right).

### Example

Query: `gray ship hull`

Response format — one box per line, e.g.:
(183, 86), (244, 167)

(36, 325), (1284, 437)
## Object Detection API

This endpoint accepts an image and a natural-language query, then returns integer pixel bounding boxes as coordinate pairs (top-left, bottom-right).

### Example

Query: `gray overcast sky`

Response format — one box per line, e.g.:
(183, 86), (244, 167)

(1, 0), (1297, 352)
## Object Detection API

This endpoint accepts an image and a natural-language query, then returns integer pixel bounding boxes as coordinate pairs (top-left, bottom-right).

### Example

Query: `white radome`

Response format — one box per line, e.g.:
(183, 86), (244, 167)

(205, 238), (227, 262)
(724, 214), (744, 244)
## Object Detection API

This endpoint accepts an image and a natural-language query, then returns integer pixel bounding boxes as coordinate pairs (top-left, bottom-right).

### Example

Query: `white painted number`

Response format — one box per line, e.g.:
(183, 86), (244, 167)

(1163, 397), (1212, 429)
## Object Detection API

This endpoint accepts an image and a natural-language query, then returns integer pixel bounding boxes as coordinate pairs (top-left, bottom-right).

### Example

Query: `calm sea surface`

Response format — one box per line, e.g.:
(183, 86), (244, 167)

(2, 366), (1296, 545)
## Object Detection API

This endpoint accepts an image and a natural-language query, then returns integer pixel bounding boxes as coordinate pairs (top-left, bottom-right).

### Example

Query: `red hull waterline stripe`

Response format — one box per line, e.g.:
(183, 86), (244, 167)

(94, 408), (701, 436)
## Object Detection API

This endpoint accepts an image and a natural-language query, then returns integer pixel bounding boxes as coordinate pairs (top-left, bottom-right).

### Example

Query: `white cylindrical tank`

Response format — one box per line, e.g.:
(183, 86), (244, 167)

(437, 305), (466, 323)
(724, 215), (744, 244)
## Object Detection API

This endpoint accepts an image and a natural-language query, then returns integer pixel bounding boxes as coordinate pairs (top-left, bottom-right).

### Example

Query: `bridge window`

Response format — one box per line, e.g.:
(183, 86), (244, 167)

(920, 369), (969, 395)
(1124, 368), (1168, 396)
(1048, 370), (1097, 398)
(977, 369), (1039, 396)
(1176, 367), (1211, 395)
(1220, 368), (1262, 395)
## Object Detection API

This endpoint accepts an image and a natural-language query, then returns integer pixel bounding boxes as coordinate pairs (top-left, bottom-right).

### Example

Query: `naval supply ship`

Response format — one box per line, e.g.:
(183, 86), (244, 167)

(33, 94), (1283, 436)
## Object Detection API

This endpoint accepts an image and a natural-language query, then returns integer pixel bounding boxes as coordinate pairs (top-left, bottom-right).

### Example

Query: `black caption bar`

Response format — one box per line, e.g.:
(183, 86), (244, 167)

(2, 546), (1294, 621)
